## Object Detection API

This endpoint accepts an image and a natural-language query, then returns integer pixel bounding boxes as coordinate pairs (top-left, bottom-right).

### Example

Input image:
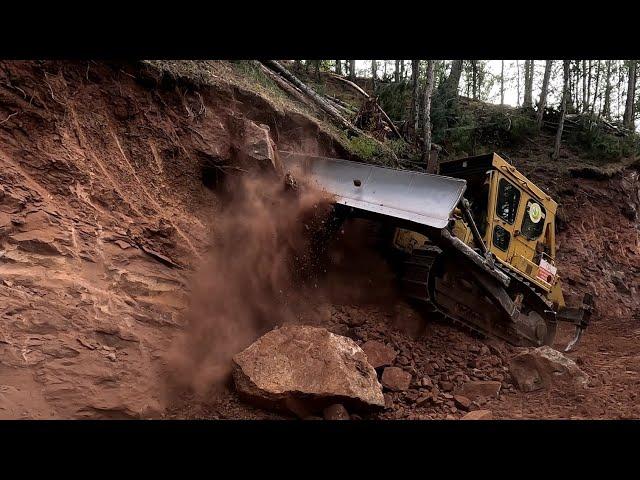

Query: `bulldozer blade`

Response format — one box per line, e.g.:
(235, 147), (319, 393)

(280, 152), (467, 230)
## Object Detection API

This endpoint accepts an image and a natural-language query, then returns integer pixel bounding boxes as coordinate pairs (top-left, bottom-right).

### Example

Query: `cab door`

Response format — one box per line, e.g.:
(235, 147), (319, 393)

(513, 195), (547, 264)
(488, 173), (522, 263)
(512, 195), (554, 285)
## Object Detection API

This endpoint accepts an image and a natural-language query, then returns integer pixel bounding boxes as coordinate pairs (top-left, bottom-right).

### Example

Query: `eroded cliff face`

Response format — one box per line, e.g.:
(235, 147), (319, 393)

(0, 60), (346, 418)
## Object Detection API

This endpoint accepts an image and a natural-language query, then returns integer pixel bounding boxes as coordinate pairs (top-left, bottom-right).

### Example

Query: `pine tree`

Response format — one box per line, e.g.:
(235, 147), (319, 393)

(602, 60), (612, 119)
(411, 60), (420, 136)
(537, 60), (553, 129)
(371, 60), (377, 92)
(500, 60), (505, 105)
(422, 60), (436, 168)
(523, 60), (534, 108)
(623, 60), (637, 130)
(553, 60), (570, 160)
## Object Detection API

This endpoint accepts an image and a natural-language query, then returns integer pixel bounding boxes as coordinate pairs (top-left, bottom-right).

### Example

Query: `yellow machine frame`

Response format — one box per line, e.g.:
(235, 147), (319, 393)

(393, 153), (566, 309)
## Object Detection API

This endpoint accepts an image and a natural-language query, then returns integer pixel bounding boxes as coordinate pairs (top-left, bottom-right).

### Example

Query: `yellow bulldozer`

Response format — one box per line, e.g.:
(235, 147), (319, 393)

(282, 151), (592, 351)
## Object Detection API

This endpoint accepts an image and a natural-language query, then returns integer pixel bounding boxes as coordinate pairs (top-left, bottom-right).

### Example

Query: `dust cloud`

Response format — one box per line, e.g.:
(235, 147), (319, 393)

(164, 172), (336, 396)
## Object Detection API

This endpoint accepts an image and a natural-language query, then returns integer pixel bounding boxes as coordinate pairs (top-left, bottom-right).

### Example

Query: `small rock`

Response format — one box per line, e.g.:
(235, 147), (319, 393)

(415, 395), (432, 407)
(421, 376), (433, 388)
(361, 340), (397, 368)
(439, 381), (454, 392)
(456, 380), (501, 401)
(323, 403), (350, 420)
(461, 409), (493, 420)
(381, 367), (412, 392)
(396, 355), (410, 366)
(453, 395), (472, 410)
(106, 352), (116, 362)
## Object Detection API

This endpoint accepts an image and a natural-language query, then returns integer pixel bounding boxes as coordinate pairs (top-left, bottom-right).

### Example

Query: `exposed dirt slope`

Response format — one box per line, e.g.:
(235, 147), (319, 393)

(0, 60), (345, 418)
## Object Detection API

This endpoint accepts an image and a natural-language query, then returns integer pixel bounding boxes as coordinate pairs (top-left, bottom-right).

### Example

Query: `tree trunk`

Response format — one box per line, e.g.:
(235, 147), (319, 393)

(422, 60), (436, 169)
(335, 60), (342, 75)
(623, 60), (637, 130)
(586, 60), (592, 113)
(411, 59), (420, 137)
(536, 60), (553, 129)
(395, 60), (400, 82)
(261, 60), (356, 134)
(314, 60), (320, 80)
(471, 60), (478, 100)
(400, 60), (405, 80)
(592, 60), (601, 115)
(500, 60), (504, 105)
(582, 60), (587, 112)
(371, 60), (377, 92)
(440, 60), (463, 106)
(553, 60), (570, 160)
(523, 60), (533, 108)
(349, 60), (356, 81)
(603, 60), (612, 119)
(516, 60), (521, 106)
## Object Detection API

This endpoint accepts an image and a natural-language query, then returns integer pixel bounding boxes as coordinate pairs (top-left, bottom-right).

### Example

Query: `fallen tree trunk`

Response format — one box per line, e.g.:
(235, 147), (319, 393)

(261, 60), (358, 135)
(260, 60), (398, 165)
(329, 72), (405, 142)
(256, 62), (320, 114)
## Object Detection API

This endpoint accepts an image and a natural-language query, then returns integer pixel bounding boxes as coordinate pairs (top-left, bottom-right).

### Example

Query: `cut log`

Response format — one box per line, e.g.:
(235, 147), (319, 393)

(256, 62), (320, 114)
(261, 60), (358, 135)
(261, 60), (398, 164)
(329, 72), (405, 142)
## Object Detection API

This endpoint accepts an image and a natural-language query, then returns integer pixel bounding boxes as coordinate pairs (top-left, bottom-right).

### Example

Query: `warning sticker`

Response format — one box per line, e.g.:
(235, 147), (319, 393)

(536, 257), (557, 284)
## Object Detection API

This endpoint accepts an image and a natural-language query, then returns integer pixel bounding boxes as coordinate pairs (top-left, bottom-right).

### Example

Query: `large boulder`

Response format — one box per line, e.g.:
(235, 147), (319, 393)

(232, 325), (385, 415)
(509, 345), (589, 392)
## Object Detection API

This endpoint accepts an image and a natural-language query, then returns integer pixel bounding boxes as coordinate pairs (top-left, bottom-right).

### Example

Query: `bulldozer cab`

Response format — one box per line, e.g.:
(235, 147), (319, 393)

(440, 153), (562, 301)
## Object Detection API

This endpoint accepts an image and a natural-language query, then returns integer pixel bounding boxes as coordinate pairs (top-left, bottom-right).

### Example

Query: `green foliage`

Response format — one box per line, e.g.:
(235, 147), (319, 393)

(230, 61), (287, 102)
(347, 135), (380, 160)
(567, 123), (640, 161)
(376, 81), (411, 122)
(388, 138), (420, 160)
(505, 113), (537, 143)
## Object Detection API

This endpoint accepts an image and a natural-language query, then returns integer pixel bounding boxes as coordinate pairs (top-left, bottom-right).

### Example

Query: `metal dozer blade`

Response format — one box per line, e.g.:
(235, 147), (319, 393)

(279, 152), (467, 229)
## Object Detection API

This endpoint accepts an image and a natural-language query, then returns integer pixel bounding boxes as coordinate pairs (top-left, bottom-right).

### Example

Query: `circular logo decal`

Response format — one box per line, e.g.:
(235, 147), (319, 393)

(529, 203), (542, 223)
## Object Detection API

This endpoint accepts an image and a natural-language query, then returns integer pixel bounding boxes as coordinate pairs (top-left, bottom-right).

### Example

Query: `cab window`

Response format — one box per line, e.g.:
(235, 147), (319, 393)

(496, 178), (521, 224)
(521, 199), (546, 240)
(493, 225), (510, 251)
